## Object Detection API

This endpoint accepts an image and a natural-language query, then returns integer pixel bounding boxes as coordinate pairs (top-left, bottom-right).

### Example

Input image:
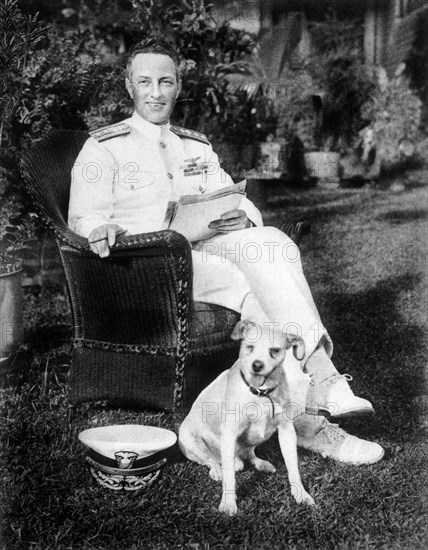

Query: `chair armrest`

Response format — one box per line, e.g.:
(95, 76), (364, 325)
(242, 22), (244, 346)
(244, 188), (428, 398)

(110, 230), (191, 258)
(57, 228), (190, 257)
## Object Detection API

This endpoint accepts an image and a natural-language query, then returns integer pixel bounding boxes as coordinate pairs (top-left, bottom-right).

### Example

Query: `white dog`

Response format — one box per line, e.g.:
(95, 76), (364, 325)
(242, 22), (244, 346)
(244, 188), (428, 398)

(179, 320), (315, 515)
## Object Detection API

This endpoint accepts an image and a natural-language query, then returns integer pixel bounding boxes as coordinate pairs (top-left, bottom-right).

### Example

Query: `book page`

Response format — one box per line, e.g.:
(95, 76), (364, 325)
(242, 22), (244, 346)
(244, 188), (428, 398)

(177, 180), (246, 205)
(168, 181), (246, 242)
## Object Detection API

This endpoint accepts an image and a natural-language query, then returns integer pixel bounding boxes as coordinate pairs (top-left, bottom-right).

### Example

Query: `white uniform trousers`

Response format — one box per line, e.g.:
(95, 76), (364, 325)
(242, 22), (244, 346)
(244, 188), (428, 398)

(191, 227), (337, 405)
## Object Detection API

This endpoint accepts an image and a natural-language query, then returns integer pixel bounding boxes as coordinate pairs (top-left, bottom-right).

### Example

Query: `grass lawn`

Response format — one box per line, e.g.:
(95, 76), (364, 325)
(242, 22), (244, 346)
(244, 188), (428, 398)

(1, 181), (427, 549)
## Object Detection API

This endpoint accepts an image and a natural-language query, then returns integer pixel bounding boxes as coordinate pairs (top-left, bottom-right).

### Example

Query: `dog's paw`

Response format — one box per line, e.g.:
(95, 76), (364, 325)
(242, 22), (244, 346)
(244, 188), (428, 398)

(219, 500), (238, 516)
(209, 465), (222, 481)
(301, 492), (316, 507)
(290, 483), (316, 506)
(252, 458), (276, 474)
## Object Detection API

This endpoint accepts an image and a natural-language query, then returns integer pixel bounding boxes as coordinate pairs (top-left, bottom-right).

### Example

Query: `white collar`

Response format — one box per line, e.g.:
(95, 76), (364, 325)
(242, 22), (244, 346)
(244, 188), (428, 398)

(129, 112), (170, 139)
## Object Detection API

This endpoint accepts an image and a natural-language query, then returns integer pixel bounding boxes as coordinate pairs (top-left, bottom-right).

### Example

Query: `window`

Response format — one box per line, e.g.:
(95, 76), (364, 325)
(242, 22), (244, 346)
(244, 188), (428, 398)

(396, 0), (428, 17)
(396, 0), (408, 17)
(407, 0), (428, 14)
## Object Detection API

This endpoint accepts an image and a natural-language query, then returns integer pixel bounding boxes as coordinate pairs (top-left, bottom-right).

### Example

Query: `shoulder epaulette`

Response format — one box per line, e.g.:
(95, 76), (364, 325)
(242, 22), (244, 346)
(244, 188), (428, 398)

(170, 125), (210, 145)
(90, 122), (131, 142)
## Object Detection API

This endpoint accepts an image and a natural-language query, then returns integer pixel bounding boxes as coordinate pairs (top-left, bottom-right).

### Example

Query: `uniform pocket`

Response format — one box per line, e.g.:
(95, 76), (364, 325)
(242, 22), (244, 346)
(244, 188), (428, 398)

(115, 163), (157, 190)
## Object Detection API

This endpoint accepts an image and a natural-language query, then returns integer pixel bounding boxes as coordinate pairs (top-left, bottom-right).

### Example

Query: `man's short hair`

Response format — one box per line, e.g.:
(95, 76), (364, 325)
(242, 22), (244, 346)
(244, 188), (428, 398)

(125, 37), (181, 79)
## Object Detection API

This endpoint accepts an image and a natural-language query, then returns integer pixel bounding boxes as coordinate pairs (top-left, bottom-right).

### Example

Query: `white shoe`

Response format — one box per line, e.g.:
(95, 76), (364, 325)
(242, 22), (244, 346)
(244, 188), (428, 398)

(323, 374), (374, 418)
(297, 419), (384, 465)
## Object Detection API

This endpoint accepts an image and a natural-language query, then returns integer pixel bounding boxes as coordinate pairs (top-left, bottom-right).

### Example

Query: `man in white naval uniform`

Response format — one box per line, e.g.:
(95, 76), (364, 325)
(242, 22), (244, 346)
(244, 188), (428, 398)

(68, 38), (384, 465)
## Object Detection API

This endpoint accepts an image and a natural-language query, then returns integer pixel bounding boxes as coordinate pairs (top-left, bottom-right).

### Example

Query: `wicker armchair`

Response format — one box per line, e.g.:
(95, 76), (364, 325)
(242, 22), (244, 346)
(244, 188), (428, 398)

(21, 130), (309, 412)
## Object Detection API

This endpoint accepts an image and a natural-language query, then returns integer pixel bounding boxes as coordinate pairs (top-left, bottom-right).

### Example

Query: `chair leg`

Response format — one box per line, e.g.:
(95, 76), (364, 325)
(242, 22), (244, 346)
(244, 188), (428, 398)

(173, 353), (187, 412)
(277, 221), (311, 245)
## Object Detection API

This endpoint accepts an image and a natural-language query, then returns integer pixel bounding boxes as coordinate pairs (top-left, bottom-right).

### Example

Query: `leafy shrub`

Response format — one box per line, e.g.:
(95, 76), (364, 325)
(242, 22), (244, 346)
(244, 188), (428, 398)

(0, 0), (47, 145)
(2, 0), (274, 229)
(290, 16), (376, 153)
(91, 0), (275, 173)
(0, 0), (47, 271)
(363, 69), (425, 173)
(15, 29), (121, 147)
(307, 53), (376, 152)
(222, 13), (377, 157)
(405, 8), (428, 114)
(0, 194), (34, 273)
(273, 66), (315, 148)
(73, 0), (273, 173)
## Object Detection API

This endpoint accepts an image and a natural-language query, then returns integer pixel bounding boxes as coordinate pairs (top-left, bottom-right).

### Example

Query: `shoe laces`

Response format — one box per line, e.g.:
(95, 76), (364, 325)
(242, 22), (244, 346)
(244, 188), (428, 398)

(321, 422), (347, 443)
(327, 373), (353, 385)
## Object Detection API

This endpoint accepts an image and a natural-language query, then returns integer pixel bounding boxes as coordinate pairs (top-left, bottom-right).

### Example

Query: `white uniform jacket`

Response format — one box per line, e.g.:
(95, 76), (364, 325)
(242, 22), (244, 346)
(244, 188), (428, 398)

(68, 112), (262, 238)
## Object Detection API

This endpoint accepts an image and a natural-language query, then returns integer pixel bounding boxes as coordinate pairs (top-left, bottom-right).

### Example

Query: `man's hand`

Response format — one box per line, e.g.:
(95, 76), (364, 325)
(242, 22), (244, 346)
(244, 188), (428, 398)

(208, 209), (251, 233)
(88, 224), (126, 258)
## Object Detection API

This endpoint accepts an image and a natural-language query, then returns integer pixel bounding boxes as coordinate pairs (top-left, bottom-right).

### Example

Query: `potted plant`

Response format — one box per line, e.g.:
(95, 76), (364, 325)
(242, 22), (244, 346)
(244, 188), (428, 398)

(218, 12), (376, 188)
(301, 15), (377, 186)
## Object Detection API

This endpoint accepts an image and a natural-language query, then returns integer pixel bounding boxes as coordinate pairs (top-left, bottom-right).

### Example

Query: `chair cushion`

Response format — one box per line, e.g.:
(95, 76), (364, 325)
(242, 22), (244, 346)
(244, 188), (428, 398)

(189, 302), (240, 350)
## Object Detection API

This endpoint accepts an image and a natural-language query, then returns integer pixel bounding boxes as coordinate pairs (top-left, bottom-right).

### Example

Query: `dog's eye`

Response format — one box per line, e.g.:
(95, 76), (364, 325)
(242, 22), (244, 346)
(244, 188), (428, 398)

(270, 348), (281, 357)
(246, 345), (254, 352)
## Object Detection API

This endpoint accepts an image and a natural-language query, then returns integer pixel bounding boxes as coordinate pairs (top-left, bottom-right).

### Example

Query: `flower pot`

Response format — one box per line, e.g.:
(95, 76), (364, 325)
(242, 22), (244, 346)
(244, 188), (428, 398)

(258, 141), (283, 178)
(0, 268), (24, 385)
(304, 152), (340, 188)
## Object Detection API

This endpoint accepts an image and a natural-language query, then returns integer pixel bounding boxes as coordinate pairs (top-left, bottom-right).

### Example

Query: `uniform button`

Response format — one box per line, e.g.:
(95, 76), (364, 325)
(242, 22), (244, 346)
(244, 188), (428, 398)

(167, 173), (173, 179)
(160, 141), (166, 148)
(130, 184), (134, 189)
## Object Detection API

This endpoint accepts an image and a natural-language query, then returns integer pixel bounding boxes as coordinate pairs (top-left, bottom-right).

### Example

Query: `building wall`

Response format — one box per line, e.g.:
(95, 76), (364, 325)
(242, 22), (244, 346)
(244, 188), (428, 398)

(379, 0), (428, 77)
(211, 0), (261, 33)
(212, 1), (367, 47)
(211, 0), (427, 78)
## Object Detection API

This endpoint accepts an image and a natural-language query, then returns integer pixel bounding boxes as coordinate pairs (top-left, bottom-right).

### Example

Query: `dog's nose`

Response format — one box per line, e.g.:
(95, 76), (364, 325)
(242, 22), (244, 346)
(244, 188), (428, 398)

(252, 360), (264, 373)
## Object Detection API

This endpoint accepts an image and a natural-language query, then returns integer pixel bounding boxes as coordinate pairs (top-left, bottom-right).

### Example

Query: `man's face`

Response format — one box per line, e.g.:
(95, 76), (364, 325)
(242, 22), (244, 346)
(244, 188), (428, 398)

(125, 53), (181, 125)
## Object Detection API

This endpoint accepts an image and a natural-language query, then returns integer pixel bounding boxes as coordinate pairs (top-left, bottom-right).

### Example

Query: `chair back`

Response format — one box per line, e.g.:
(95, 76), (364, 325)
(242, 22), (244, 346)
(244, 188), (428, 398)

(21, 130), (89, 241)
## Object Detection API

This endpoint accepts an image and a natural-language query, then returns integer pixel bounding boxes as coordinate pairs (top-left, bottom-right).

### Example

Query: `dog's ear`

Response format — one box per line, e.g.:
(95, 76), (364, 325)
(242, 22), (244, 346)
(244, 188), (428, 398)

(284, 334), (305, 361)
(231, 319), (253, 341)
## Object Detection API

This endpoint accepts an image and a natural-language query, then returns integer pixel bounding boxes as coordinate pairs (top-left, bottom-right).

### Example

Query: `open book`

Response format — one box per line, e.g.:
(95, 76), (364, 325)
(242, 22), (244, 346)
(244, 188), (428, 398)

(167, 180), (247, 242)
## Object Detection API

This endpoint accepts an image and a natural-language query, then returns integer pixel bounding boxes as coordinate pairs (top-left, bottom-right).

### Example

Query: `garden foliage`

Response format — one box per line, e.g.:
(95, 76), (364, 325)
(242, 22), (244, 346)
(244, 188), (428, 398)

(0, 0), (275, 257)
(1, 0), (427, 266)
(306, 16), (377, 152)
(363, 70), (425, 173)
(275, 15), (377, 153)
(0, 0), (47, 147)
(216, 13), (378, 155)
(0, 0), (276, 268)
(0, 0), (47, 271)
